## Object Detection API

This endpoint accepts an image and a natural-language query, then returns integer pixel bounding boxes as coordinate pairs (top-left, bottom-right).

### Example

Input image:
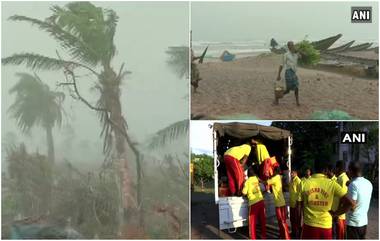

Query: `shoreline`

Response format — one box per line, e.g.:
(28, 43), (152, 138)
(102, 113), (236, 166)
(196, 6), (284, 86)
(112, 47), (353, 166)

(191, 53), (378, 120)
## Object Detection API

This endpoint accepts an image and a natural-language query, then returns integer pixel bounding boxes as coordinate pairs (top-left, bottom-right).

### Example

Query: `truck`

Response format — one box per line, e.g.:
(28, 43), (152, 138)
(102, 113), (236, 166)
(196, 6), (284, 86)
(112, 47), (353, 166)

(212, 122), (292, 232)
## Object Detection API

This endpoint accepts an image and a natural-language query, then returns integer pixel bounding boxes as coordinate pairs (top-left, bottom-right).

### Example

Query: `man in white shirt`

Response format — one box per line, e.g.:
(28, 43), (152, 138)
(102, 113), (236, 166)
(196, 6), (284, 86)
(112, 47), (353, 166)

(276, 41), (300, 106)
(346, 161), (373, 239)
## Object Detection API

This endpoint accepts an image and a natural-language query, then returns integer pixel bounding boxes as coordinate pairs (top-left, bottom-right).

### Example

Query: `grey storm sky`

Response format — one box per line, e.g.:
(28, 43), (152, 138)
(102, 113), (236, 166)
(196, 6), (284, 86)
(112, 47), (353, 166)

(191, 1), (378, 43)
(2, 1), (189, 155)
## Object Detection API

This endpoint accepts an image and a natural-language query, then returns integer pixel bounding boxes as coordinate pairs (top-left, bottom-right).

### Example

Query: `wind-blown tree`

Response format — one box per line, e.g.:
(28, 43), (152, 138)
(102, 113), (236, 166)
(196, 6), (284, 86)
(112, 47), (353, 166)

(8, 73), (64, 164)
(166, 46), (189, 79)
(148, 120), (189, 149)
(2, 2), (139, 229)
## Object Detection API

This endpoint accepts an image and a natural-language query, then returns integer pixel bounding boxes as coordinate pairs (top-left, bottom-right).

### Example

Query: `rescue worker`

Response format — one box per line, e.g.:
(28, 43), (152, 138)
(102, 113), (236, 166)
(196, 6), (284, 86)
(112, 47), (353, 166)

(242, 166), (266, 239)
(224, 139), (254, 195)
(334, 161), (350, 239)
(267, 167), (290, 239)
(297, 160), (355, 239)
(289, 169), (302, 238)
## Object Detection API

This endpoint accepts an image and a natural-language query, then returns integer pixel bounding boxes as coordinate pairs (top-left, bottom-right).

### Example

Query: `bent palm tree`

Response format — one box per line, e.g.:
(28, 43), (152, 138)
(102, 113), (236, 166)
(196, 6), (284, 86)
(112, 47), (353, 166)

(8, 73), (64, 164)
(2, 2), (140, 230)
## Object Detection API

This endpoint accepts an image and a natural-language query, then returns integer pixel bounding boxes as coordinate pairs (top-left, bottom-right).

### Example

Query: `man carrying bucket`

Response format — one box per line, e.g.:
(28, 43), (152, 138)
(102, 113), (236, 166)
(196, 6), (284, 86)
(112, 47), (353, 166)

(275, 41), (301, 106)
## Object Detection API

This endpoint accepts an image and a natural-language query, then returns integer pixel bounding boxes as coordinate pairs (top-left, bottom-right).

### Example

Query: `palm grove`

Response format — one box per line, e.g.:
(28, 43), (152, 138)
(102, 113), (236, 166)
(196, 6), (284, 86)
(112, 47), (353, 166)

(2, 2), (188, 238)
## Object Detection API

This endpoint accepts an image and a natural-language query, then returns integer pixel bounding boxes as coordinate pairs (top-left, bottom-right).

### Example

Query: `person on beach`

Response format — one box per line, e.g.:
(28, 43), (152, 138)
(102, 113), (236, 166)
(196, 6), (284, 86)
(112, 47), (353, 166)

(191, 49), (201, 93)
(297, 160), (355, 239)
(266, 167), (290, 239)
(275, 41), (301, 106)
(242, 166), (267, 239)
(223, 139), (254, 196)
(289, 169), (302, 239)
(344, 162), (373, 239)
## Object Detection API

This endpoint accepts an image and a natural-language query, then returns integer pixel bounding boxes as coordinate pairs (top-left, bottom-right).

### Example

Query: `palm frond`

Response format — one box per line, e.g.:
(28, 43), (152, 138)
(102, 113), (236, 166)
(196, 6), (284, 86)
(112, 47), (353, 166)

(2, 53), (75, 71)
(9, 14), (99, 66)
(49, 2), (118, 65)
(8, 73), (65, 133)
(149, 119), (189, 149)
(166, 46), (189, 78)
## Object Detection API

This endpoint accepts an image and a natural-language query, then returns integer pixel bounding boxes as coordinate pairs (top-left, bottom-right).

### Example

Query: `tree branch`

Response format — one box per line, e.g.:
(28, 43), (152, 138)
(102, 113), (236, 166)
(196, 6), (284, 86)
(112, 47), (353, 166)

(55, 51), (143, 198)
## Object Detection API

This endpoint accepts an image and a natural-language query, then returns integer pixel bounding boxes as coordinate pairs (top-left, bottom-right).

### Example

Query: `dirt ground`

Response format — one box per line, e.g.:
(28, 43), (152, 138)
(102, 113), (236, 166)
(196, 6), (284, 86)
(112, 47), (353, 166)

(191, 54), (378, 120)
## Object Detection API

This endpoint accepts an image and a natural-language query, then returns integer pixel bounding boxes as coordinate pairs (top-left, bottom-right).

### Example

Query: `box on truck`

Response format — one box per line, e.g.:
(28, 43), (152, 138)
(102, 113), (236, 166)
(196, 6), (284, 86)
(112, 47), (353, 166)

(212, 122), (292, 231)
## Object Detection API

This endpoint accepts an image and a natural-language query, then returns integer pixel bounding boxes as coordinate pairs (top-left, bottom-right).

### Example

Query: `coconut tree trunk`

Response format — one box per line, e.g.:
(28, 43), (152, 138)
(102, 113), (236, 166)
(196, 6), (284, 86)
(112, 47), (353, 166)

(102, 66), (140, 232)
(46, 125), (55, 164)
(44, 125), (54, 213)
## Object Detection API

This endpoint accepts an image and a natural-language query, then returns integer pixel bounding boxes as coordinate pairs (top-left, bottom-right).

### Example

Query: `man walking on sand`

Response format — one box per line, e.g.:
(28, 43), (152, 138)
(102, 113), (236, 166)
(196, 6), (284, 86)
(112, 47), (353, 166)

(275, 41), (300, 106)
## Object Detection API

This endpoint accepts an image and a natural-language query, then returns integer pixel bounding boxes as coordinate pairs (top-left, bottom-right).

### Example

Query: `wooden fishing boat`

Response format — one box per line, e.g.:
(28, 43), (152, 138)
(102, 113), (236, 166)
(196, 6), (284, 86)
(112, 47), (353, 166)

(325, 40), (355, 53)
(270, 47), (286, 54)
(311, 34), (342, 51)
(345, 43), (373, 52)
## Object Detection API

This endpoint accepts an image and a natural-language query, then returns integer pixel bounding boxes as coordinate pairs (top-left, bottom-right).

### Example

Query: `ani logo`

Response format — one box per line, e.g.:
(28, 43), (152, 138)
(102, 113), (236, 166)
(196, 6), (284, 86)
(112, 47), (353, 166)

(351, 7), (372, 23)
(341, 132), (367, 144)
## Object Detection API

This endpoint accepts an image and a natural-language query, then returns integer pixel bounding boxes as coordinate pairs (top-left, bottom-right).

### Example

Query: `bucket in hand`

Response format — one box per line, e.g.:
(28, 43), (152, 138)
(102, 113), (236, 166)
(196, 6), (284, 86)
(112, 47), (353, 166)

(274, 86), (285, 99)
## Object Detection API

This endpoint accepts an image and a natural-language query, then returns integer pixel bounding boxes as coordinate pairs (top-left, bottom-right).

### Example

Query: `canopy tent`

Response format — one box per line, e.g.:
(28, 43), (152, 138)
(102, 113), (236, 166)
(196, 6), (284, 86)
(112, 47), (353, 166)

(213, 122), (291, 141)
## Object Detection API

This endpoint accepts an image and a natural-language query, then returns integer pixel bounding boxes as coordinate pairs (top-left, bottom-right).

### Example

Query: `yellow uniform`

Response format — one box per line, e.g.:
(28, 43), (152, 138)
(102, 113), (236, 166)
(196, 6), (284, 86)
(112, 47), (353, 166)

(290, 175), (302, 208)
(224, 144), (251, 161)
(242, 176), (264, 206)
(331, 175), (337, 182)
(256, 143), (270, 164)
(300, 174), (346, 229)
(336, 172), (349, 219)
(267, 174), (286, 207)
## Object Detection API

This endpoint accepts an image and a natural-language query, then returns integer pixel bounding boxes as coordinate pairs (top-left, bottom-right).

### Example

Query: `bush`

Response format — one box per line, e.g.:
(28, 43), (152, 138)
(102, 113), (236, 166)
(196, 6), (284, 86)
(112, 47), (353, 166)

(296, 40), (320, 66)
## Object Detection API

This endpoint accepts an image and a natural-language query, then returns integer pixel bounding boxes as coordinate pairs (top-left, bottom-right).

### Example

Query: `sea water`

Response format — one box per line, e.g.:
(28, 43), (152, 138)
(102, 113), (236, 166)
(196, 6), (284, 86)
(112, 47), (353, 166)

(192, 40), (270, 60)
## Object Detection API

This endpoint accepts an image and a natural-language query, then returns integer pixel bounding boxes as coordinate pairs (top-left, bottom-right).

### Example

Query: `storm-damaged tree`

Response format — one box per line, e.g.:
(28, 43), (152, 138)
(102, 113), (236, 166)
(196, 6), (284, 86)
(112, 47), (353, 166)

(7, 73), (64, 212)
(8, 73), (64, 164)
(2, 2), (141, 232)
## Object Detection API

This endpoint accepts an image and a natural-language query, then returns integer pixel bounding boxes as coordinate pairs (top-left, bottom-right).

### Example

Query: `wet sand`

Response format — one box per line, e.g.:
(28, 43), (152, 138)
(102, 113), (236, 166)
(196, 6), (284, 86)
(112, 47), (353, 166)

(191, 54), (378, 120)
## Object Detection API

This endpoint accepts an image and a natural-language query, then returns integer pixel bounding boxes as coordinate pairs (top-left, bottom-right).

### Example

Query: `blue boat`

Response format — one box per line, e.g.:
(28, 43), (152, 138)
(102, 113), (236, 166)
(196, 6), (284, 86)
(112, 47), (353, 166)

(220, 51), (235, 62)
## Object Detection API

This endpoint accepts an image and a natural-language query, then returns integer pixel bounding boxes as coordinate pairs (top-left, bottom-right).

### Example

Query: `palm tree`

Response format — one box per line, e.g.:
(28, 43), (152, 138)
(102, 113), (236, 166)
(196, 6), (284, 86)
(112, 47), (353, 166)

(8, 73), (64, 164)
(2, 2), (138, 228)
(148, 120), (189, 149)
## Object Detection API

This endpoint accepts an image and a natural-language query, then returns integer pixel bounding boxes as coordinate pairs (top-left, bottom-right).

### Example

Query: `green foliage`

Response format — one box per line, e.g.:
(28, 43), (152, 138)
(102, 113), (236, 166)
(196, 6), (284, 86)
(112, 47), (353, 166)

(166, 46), (189, 79)
(144, 154), (189, 239)
(5, 144), (52, 217)
(6, 2), (118, 67)
(191, 153), (214, 185)
(148, 119), (189, 149)
(2, 53), (76, 71)
(296, 40), (320, 66)
(8, 73), (64, 132)
(310, 110), (354, 120)
(271, 122), (339, 171)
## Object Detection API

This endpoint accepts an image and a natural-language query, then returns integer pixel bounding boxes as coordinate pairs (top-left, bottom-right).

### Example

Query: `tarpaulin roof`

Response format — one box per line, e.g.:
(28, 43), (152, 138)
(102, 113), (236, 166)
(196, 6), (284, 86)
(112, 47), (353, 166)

(213, 122), (291, 141)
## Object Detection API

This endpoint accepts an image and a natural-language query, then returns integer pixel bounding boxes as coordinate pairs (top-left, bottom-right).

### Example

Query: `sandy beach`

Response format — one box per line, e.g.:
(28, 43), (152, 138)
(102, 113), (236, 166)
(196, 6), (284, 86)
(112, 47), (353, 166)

(191, 53), (378, 120)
